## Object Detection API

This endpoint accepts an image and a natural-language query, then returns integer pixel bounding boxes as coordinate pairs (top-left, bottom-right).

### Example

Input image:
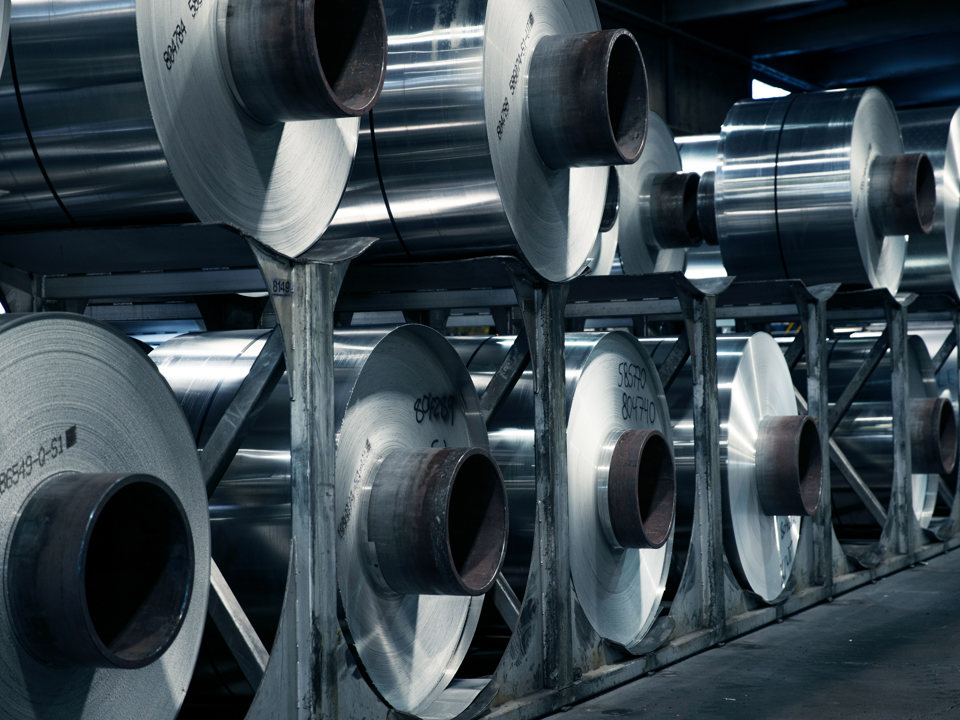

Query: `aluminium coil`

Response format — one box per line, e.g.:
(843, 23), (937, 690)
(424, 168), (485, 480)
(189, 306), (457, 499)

(675, 133), (727, 280)
(611, 112), (697, 276)
(715, 87), (927, 291)
(898, 106), (960, 298)
(324, 0), (649, 282)
(455, 332), (675, 652)
(0, 314), (208, 720)
(0, 0), (386, 258)
(152, 326), (507, 719)
(642, 333), (821, 603)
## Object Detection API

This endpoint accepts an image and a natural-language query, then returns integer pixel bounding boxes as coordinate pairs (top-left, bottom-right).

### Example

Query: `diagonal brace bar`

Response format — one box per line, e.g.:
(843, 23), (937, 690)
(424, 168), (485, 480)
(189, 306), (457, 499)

(828, 329), (888, 434)
(200, 325), (286, 497)
(479, 333), (530, 424)
(209, 559), (270, 688)
(782, 329), (806, 370)
(657, 333), (691, 392)
(931, 327), (957, 374)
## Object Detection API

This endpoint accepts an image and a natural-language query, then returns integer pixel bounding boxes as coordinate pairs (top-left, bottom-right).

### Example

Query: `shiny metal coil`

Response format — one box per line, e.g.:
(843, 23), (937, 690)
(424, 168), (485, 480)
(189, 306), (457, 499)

(643, 333), (820, 603)
(153, 326), (504, 718)
(715, 87), (926, 291)
(0, 0), (387, 257)
(456, 332), (675, 652)
(0, 314), (208, 720)
(676, 133), (727, 280)
(898, 106), (960, 297)
(805, 336), (952, 539)
(325, 0), (649, 282)
(615, 112), (697, 276)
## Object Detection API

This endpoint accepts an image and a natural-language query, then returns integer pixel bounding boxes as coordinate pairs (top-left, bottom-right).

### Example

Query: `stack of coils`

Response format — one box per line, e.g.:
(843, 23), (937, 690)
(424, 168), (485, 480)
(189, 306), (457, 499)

(326, 0), (649, 282)
(456, 332), (676, 652)
(801, 336), (958, 542)
(715, 87), (935, 291)
(601, 112), (705, 277)
(897, 106), (960, 297)
(0, 0), (387, 257)
(152, 326), (509, 719)
(642, 333), (822, 603)
(0, 314), (208, 720)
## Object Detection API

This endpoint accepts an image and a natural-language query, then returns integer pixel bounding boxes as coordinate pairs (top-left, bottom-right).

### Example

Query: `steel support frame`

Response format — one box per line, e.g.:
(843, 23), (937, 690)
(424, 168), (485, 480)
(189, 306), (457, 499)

(826, 294), (923, 567)
(36, 242), (960, 720)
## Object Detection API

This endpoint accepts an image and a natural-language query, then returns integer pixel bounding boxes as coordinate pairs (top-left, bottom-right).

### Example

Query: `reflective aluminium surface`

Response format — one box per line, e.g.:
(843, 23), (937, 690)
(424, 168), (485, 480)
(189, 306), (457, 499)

(643, 333), (807, 604)
(804, 336), (944, 540)
(153, 326), (496, 719)
(676, 133), (727, 280)
(0, 0), (382, 256)
(0, 314), (208, 720)
(456, 332), (674, 652)
(899, 106), (960, 298)
(327, 0), (632, 282)
(715, 87), (909, 291)
(616, 112), (689, 276)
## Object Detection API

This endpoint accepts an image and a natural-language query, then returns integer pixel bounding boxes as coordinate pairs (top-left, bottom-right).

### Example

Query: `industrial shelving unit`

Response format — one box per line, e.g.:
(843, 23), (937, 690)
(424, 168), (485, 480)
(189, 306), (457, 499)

(5, 229), (960, 718)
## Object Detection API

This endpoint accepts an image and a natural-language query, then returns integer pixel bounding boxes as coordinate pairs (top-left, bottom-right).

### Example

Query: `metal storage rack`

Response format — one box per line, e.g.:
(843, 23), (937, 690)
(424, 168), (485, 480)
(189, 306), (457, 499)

(6, 238), (960, 720)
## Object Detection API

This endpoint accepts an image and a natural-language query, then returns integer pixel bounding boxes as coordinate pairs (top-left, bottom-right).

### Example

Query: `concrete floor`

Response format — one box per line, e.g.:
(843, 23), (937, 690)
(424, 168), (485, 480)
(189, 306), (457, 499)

(547, 549), (960, 719)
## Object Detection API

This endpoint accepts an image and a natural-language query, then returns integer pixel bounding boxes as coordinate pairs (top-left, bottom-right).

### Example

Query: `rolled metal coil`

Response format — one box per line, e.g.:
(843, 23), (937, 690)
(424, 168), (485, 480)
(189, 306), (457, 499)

(715, 87), (933, 291)
(152, 326), (507, 718)
(898, 106), (960, 297)
(0, 0), (387, 257)
(455, 332), (675, 652)
(642, 333), (822, 603)
(676, 133), (727, 280)
(325, 0), (649, 282)
(0, 314), (208, 719)
(614, 112), (701, 276)
(803, 336), (956, 540)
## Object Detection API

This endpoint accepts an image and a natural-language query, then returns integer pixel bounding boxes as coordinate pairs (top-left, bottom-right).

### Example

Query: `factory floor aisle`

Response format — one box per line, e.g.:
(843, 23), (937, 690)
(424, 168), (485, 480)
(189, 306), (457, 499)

(546, 548), (960, 719)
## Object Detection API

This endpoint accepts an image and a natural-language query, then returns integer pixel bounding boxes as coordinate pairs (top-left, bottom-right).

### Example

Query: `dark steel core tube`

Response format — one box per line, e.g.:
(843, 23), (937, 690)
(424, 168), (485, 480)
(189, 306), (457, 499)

(606, 429), (676, 549)
(8, 473), (194, 669)
(755, 415), (823, 517)
(910, 397), (958, 475)
(650, 171), (702, 248)
(367, 447), (508, 596)
(528, 29), (647, 169)
(869, 153), (937, 237)
(223, 0), (387, 122)
(697, 170), (719, 246)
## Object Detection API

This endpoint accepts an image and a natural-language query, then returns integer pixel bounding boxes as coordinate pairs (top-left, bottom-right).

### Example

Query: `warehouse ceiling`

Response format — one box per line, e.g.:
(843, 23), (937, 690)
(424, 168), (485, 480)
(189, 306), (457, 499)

(598, 0), (960, 109)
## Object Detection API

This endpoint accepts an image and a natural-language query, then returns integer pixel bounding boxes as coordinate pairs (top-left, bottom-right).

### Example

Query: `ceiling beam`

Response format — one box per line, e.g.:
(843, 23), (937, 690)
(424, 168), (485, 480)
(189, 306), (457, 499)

(767, 34), (960, 87)
(666, 0), (823, 23)
(875, 65), (960, 108)
(753, 0), (960, 58)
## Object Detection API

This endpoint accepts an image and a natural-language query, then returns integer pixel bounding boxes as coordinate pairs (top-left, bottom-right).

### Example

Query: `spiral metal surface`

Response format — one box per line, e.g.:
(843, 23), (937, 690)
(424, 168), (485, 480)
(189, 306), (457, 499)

(456, 332), (675, 651)
(0, 314), (208, 720)
(643, 333), (817, 603)
(898, 106), (960, 297)
(153, 326), (503, 718)
(715, 87), (918, 291)
(616, 112), (694, 276)
(807, 336), (948, 539)
(0, 0), (386, 257)
(326, 0), (648, 282)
